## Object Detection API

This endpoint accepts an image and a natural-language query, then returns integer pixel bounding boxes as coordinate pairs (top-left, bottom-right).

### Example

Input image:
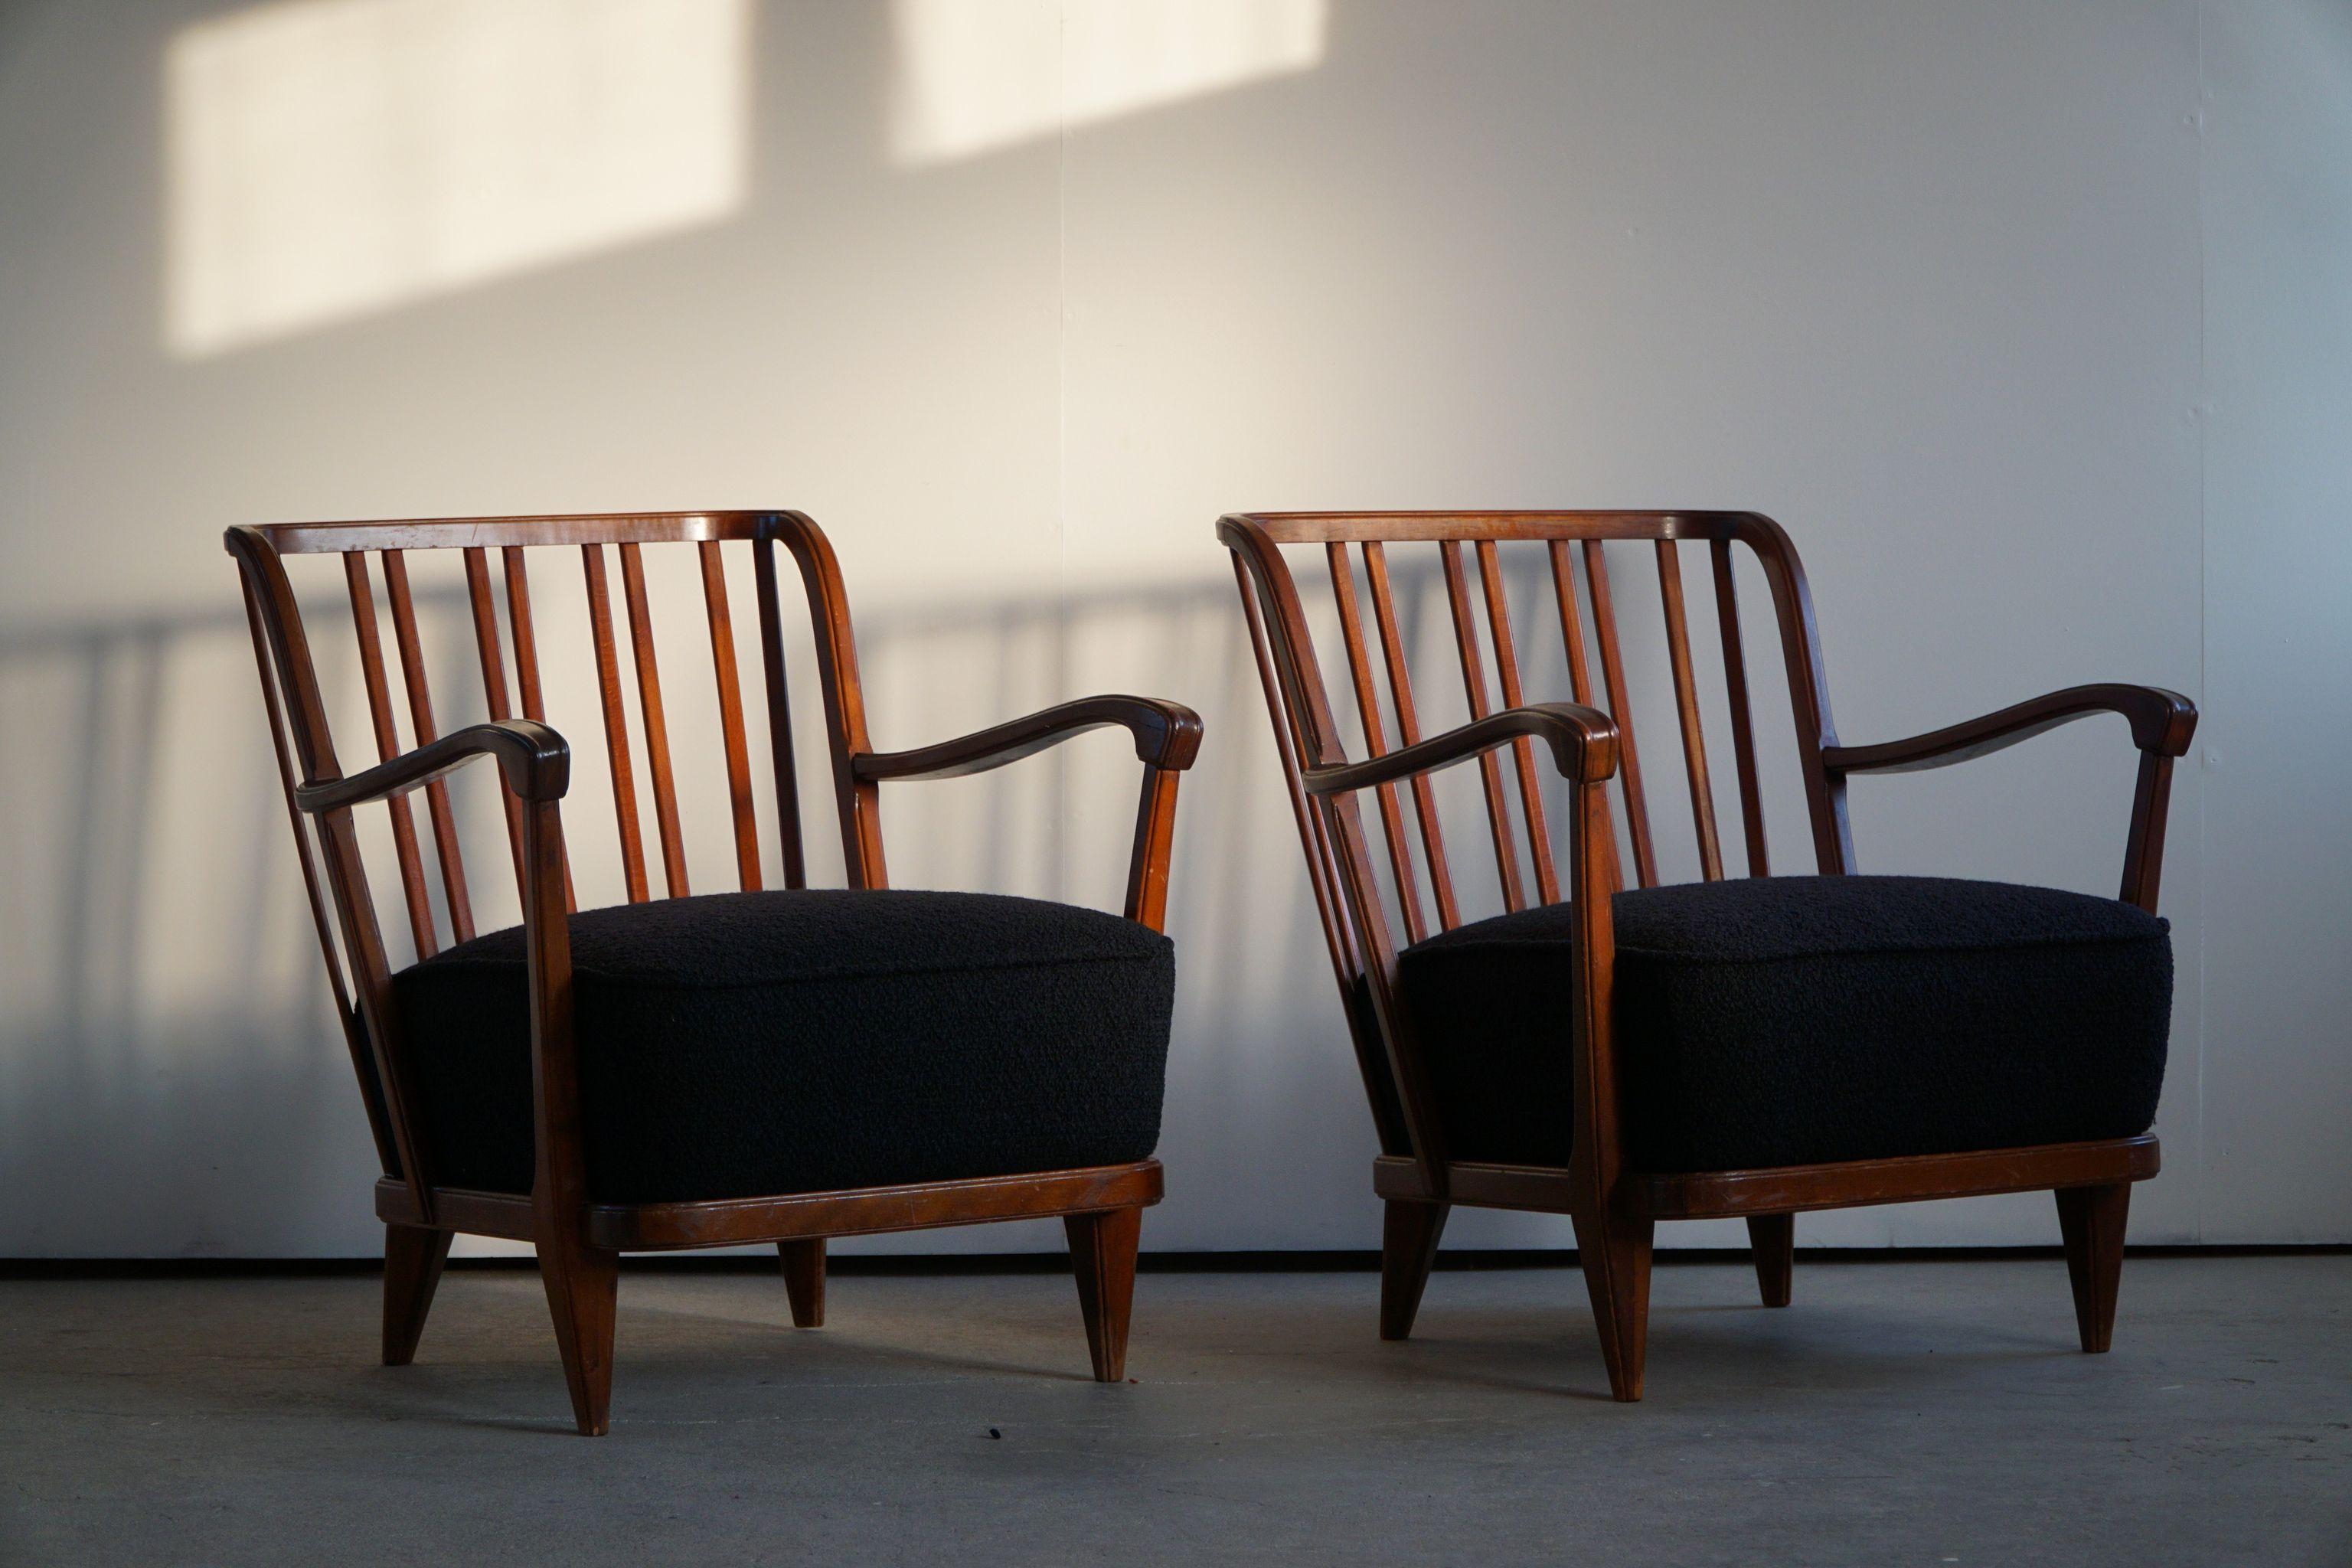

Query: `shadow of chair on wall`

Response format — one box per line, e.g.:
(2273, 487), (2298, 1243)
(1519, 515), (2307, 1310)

(0, 561), (1416, 1256)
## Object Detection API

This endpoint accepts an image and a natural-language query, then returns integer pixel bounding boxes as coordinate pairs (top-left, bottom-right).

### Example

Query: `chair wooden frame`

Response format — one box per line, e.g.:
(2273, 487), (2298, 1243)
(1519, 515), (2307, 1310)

(1220, 510), (2194, 1400)
(227, 511), (1201, 1434)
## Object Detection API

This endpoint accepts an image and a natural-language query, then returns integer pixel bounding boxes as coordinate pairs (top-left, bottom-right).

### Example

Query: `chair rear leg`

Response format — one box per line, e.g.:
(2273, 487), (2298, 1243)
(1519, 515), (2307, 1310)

(537, 1230), (620, 1436)
(1379, 1200), (1449, 1341)
(381, 1223), (453, 1367)
(779, 1238), (826, 1328)
(2056, 1181), (2131, 1353)
(1746, 1214), (1794, 1308)
(1065, 1205), (1143, 1382)
(1573, 1210), (1655, 1402)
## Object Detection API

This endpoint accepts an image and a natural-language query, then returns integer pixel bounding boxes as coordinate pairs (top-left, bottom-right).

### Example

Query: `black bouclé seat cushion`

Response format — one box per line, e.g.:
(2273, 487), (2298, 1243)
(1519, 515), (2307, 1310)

(392, 890), (1174, 1204)
(1397, 875), (2171, 1173)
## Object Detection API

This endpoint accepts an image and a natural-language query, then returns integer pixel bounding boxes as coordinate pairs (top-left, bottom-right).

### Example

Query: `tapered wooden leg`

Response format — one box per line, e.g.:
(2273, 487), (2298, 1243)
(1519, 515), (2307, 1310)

(537, 1230), (619, 1436)
(1747, 1213), (1794, 1308)
(2056, 1181), (2131, 1354)
(1573, 1210), (1654, 1402)
(779, 1238), (825, 1328)
(1379, 1200), (1449, 1341)
(381, 1223), (453, 1367)
(1065, 1205), (1142, 1382)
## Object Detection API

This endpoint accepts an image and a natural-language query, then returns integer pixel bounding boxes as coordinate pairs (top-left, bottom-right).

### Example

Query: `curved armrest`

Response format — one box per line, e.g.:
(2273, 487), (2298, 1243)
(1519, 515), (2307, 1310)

(294, 719), (572, 812)
(1303, 701), (1620, 797)
(851, 695), (1204, 782)
(1822, 684), (2196, 776)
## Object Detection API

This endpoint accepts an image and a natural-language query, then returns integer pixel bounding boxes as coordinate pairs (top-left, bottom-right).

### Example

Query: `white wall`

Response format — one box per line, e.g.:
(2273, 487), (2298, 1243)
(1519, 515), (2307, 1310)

(1, 0), (2343, 1256)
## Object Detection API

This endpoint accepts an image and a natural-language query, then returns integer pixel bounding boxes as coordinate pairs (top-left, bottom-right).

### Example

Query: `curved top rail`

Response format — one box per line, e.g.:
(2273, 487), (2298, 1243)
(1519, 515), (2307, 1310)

(260, 511), (792, 555)
(1223, 511), (1753, 546)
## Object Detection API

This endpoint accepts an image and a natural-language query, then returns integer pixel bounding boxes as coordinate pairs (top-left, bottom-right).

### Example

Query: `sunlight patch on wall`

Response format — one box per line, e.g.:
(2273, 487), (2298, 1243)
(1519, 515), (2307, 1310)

(165, 0), (750, 358)
(890, 0), (1327, 166)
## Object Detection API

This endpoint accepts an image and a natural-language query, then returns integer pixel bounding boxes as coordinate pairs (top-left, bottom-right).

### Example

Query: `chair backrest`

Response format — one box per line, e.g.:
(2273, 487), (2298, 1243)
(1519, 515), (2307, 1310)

(1220, 511), (1851, 1156)
(225, 511), (878, 1183)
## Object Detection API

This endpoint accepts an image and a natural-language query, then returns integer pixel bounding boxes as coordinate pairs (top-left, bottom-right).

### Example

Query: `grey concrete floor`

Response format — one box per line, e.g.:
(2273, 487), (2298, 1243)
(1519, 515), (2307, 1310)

(3, 1255), (2348, 1566)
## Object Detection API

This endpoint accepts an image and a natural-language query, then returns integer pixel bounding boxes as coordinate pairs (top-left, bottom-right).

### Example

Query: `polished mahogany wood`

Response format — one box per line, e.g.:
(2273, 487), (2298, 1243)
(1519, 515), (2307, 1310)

(1821, 683), (2196, 775)
(1301, 703), (1616, 798)
(1572, 1209), (1653, 1403)
(1710, 539), (1770, 877)
(293, 720), (570, 812)
(1125, 766), (1184, 932)
(1638, 1136), (2161, 1220)
(382, 550), (476, 942)
(617, 543), (690, 900)
(2056, 1181), (2132, 1353)
(230, 511), (1200, 1434)
(1655, 540), (1724, 881)
(1226, 510), (2194, 1401)
(373, 1161), (1165, 1249)
(1066, 1204), (1143, 1381)
(462, 547), (531, 896)
(750, 537), (808, 887)
(1372, 1136), (2162, 1223)
(500, 548), (577, 915)
(374, 1182), (535, 1240)
(778, 1239), (825, 1328)
(1328, 544), (1431, 942)
(580, 544), (652, 904)
(587, 1162), (1164, 1250)
(1377, 1200), (1448, 1341)
(381, 1223), (453, 1367)
(1477, 539), (1560, 903)
(343, 553), (438, 957)
(1438, 542), (1528, 908)
(1362, 541), (1460, 929)
(697, 541), (763, 890)
(852, 695), (1201, 781)
(1746, 1214), (1794, 1308)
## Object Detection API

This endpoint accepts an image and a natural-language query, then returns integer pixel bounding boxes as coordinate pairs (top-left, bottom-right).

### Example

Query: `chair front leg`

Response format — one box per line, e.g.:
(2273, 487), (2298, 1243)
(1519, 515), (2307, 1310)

(537, 1226), (619, 1436)
(1066, 1206), (1144, 1381)
(2056, 1181), (2132, 1353)
(518, 799), (618, 1436)
(1563, 777), (1651, 1400)
(1573, 1210), (1655, 1403)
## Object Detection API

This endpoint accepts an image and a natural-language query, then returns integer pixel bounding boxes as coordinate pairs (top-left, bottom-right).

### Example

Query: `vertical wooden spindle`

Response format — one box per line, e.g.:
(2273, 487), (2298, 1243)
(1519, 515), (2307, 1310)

(499, 547), (576, 911)
(1655, 540), (1724, 880)
(617, 544), (690, 898)
(698, 541), (762, 891)
(1583, 541), (1661, 889)
(1711, 539), (1769, 877)
(380, 550), (474, 942)
(1361, 543), (1461, 930)
(1547, 541), (1599, 707)
(1475, 541), (1560, 904)
(343, 553), (437, 957)
(1549, 539), (1620, 894)
(462, 548), (530, 896)
(581, 544), (652, 903)
(1328, 544), (1429, 943)
(752, 536), (808, 889)
(1439, 542), (1527, 910)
